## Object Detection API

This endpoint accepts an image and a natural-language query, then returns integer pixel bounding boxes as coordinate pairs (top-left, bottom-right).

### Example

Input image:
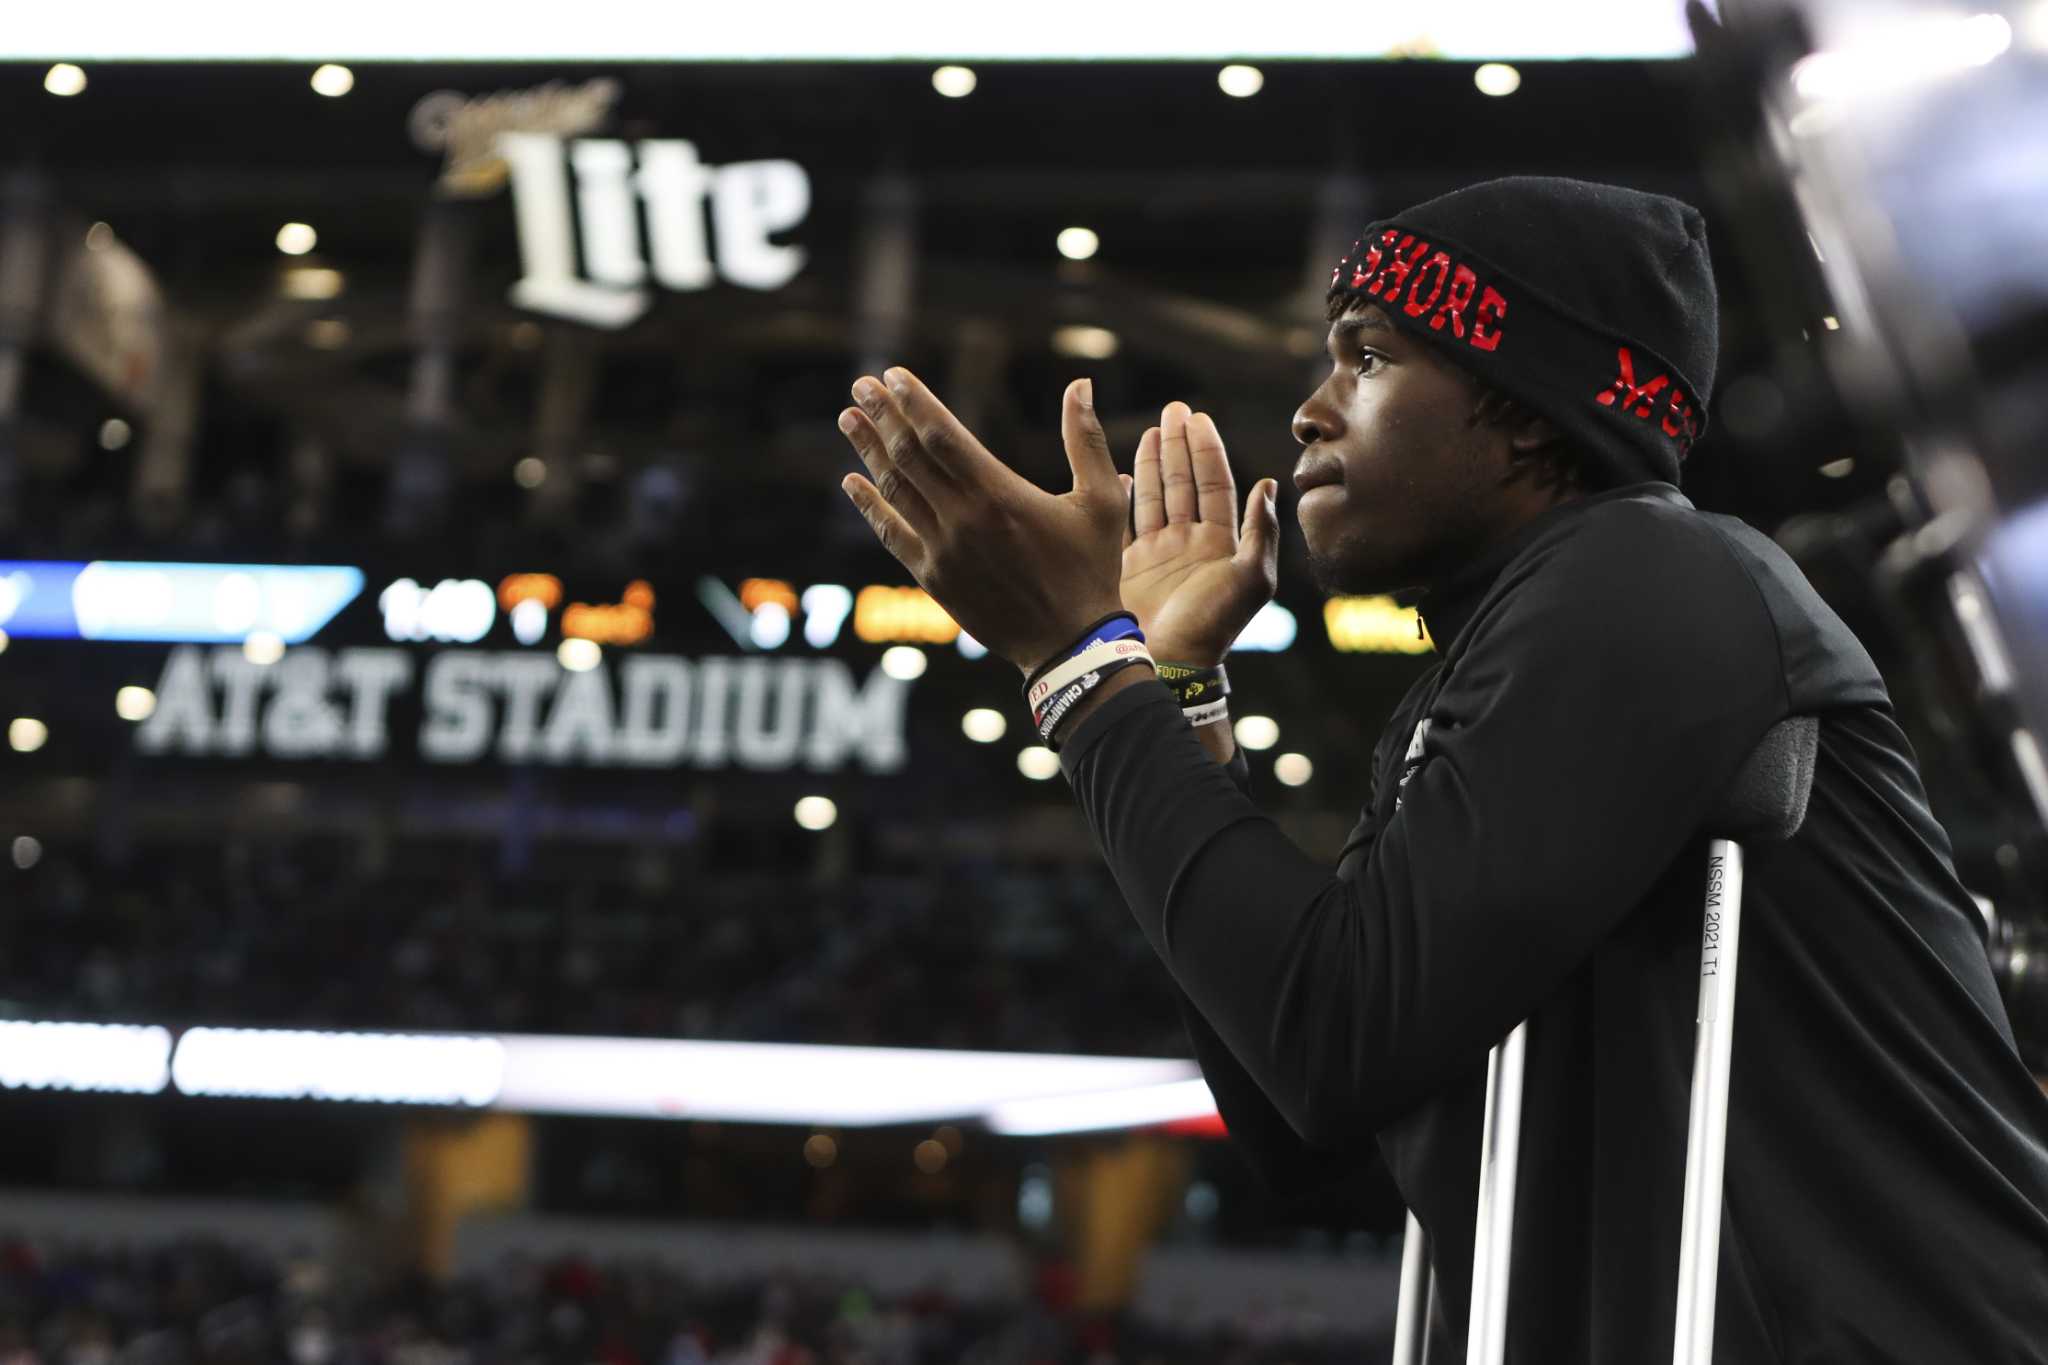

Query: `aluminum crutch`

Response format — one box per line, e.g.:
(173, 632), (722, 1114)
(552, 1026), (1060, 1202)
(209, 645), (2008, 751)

(1389, 715), (1818, 1365)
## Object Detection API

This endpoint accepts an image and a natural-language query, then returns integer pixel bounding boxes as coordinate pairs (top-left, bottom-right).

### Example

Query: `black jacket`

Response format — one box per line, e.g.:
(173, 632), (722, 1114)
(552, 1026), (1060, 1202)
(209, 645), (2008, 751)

(1059, 483), (2048, 1362)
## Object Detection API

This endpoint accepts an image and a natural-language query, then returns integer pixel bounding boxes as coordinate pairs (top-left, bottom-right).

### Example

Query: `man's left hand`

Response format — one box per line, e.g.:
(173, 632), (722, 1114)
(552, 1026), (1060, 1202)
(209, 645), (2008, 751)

(836, 367), (1128, 677)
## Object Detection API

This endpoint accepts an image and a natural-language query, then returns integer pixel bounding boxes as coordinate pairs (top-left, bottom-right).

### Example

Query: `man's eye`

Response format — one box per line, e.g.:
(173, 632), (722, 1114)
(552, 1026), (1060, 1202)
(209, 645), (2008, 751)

(1355, 350), (1386, 377)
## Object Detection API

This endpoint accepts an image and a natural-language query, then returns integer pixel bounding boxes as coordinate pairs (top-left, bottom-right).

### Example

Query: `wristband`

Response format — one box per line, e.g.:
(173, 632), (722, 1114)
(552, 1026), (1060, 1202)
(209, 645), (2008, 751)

(1035, 655), (1149, 748)
(1152, 662), (1229, 711)
(1027, 636), (1153, 713)
(1023, 611), (1142, 694)
(1182, 698), (1230, 729)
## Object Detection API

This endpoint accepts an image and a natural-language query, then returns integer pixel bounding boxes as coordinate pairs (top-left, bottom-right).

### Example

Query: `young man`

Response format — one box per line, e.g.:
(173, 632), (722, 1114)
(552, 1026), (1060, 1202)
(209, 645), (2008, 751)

(833, 177), (2048, 1360)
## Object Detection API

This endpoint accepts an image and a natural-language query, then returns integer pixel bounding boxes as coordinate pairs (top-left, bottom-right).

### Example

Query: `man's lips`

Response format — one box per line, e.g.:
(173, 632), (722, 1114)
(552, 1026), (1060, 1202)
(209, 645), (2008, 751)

(1292, 454), (1344, 494)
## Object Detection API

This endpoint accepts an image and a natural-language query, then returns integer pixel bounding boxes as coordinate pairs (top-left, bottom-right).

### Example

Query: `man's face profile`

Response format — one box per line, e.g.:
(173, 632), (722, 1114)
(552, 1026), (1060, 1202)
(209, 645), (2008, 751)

(1291, 302), (1528, 598)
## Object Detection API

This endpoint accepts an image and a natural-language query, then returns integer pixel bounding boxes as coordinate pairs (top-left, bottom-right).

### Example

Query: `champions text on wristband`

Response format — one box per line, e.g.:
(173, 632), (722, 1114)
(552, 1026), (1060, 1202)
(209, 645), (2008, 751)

(1035, 655), (1150, 748)
(1026, 636), (1153, 713)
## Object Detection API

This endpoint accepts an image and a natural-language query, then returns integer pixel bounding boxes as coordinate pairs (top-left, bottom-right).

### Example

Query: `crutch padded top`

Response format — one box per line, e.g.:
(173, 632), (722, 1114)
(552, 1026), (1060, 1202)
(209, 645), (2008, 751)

(1708, 715), (1819, 843)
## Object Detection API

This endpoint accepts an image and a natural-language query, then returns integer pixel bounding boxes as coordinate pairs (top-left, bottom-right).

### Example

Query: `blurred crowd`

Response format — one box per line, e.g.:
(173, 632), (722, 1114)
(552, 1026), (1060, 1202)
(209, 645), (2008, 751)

(1, 837), (1187, 1058)
(0, 1237), (1374, 1365)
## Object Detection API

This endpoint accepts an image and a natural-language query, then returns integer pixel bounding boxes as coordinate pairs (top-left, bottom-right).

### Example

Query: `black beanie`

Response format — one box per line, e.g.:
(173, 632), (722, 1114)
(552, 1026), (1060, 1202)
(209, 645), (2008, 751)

(1328, 176), (1718, 488)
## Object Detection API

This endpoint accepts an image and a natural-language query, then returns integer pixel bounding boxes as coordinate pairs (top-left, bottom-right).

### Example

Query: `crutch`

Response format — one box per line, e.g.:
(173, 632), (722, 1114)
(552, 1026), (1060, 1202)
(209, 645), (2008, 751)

(1391, 716), (1819, 1365)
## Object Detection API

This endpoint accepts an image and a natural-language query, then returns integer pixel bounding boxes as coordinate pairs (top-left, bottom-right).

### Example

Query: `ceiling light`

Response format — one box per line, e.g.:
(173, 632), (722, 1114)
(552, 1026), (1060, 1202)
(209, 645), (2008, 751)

(1818, 457), (1856, 479)
(9, 718), (48, 752)
(11, 836), (41, 870)
(282, 266), (344, 300)
(1056, 227), (1099, 262)
(557, 638), (601, 672)
(794, 796), (839, 831)
(1233, 715), (1280, 751)
(1017, 746), (1060, 780)
(962, 708), (1007, 743)
(1051, 325), (1119, 360)
(98, 418), (131, 451)
(513, 457), (548, 489)
(44, 64), (86, 97)
(275, 222), (318, 256)
(310, 64), (354, 97)
(303, 318), (350, 349)
(881, 645), (928, 680)
(931, 65), (977, 97)
(1217, 64), (1264, 97)
(242, 632), (285, 666)
(115, 686), (156, 722)
(1474, 63), (1522, 96)
(1273, 752), (1314, 786)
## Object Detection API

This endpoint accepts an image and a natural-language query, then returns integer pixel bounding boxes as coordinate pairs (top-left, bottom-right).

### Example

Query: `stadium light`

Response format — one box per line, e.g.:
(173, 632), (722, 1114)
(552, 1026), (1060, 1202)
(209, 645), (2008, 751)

(1474, 62), (1522, 96)
(43, 63), (85, 96)
(1217, 64), (1264, 97)
(242, 631), (285, 666)
(0, 1021), (171, 1095)
(8, 718), (48, 753)
(275, 222), (318, 256)
(171, 1028), (506, 1107)
(557, 637), (602, 672)
(0, 7), (1698, 60)
(310, 63), (354, 96)
(986, 1077), (1220, 1135)
(881, 645), (928, 680)
(115, 686), (156, 721)
(1274, 752), (1313, 786)
(931, 65), (977, 97)
(1056, 227), (1099, 261)
(794, 796), (839, 831)
(1051, 325), (1119, 360)
(1234, 715), (1280, 751)
(962, 708), (1007, 743)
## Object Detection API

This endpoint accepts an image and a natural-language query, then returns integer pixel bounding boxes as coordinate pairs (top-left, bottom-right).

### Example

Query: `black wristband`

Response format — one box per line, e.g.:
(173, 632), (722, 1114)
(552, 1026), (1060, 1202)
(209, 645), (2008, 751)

(1152, 662), (1229, 710)
(1034, 655), (1149, 750)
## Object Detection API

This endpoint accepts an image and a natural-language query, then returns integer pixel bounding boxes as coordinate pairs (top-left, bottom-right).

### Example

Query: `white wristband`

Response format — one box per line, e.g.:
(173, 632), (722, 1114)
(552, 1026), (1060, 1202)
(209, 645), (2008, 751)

(1027, 637), (1154, 712)
(1183, 698), (1230, 728)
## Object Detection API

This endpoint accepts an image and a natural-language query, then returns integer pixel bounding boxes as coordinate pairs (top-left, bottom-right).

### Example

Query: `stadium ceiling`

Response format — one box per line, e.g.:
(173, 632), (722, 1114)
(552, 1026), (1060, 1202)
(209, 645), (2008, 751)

(0, 0), (1703, 62)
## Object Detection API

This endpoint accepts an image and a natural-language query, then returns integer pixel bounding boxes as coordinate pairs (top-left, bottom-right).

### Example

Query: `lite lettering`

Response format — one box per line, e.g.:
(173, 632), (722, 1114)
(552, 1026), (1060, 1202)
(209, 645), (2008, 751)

(499, 134), (811, 329)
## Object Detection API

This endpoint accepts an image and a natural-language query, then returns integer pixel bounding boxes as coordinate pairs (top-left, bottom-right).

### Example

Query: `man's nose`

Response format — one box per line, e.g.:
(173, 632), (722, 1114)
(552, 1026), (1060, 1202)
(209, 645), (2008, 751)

(1292, 397), (1336, 448)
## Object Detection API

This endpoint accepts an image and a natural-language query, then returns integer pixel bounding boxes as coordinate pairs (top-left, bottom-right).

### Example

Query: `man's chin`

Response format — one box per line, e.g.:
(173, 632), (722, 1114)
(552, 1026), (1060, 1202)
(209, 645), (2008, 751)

(1305, 538), (1410, 598)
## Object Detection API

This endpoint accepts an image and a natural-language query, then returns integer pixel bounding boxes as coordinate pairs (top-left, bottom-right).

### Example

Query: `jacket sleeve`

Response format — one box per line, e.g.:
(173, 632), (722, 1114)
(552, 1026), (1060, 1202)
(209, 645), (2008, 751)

(1058, 509), (1786, 1146)
(1174, 739), (1386, 1196)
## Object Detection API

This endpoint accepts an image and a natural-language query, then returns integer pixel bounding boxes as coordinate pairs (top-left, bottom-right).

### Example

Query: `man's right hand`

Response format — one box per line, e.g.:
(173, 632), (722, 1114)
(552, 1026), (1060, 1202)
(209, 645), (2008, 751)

(1119, 402), (1281, 667)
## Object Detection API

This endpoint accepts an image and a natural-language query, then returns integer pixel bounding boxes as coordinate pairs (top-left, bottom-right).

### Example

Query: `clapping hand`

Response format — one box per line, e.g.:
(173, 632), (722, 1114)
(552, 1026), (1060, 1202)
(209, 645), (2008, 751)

(836, 368), (1128, 677)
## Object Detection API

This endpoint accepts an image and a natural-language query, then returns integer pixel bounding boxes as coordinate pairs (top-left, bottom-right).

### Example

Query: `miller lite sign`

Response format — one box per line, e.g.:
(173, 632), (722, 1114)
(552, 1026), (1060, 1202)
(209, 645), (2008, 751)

(498, 133), (811, 328)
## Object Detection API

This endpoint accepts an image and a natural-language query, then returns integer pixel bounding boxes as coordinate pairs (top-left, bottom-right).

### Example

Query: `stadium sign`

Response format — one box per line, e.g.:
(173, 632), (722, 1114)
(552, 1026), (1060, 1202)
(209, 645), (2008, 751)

(500, 133), (810, 328)
(133, 645), (909, 772)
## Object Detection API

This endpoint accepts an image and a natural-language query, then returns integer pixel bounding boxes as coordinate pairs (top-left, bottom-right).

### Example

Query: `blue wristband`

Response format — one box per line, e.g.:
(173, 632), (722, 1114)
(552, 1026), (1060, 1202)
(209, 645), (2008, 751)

(1075, 614), (1144, 653)
(1023, 611), (1145, 692)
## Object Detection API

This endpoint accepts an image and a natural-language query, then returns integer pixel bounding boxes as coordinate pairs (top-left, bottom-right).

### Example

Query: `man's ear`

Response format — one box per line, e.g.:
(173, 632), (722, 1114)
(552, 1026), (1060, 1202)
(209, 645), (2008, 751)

(1508, 410), (1561, 454)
